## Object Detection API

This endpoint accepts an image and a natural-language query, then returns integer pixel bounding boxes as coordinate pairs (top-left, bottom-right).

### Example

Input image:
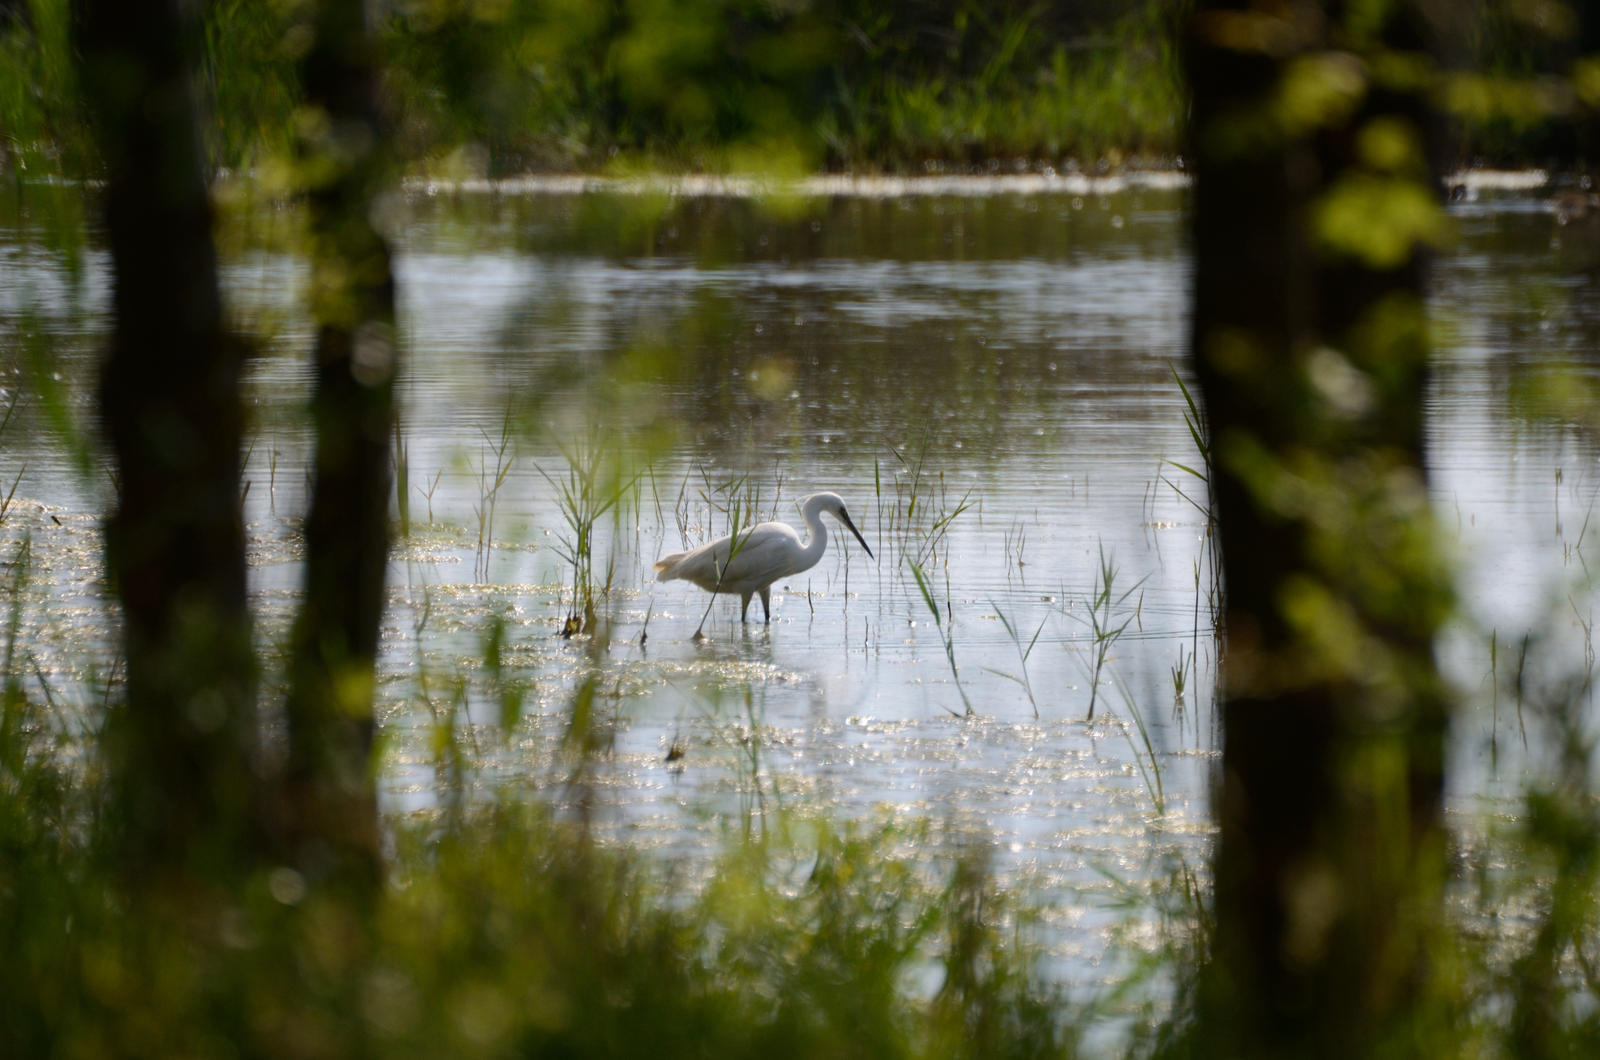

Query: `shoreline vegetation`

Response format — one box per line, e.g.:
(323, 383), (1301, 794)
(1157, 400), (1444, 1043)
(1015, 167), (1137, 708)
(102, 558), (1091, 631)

(5, 1), (1600, 185)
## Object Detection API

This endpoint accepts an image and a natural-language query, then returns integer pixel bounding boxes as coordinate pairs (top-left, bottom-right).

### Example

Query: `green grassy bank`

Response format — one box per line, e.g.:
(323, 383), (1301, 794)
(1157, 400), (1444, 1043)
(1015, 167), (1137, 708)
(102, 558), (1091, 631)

(5, 0), (1599, 181)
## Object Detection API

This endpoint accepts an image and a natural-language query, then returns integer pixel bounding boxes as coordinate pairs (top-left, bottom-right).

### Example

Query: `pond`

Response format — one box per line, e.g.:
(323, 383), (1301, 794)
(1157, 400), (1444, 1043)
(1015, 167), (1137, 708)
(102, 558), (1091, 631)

(0, 170), (1595, 990)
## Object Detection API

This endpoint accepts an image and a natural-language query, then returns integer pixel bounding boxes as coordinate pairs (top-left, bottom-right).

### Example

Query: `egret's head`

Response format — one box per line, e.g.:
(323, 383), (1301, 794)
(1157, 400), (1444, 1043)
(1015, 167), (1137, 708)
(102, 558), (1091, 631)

(802, 492), (873, 560)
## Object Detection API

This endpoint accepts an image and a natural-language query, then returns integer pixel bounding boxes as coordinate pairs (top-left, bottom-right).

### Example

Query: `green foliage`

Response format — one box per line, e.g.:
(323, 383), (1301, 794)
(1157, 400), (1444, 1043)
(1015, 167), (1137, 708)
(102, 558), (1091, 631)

(0, 0), (91, 176)
(1, 0), (299, 180)
(1, 720), (1083, 1059)
(11, 0), (1600, 179)
(811, 0), (1185, 170)
(200, 0), (301, 172)
(1443, 0), (1600, 165)
(3, 0), (1191, 180)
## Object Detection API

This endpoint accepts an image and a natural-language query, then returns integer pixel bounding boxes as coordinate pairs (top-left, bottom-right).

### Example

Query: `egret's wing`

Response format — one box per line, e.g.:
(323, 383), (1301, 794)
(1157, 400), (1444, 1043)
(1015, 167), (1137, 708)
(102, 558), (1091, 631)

(716, 522), (803, 584)
(656, 522), (803, 589)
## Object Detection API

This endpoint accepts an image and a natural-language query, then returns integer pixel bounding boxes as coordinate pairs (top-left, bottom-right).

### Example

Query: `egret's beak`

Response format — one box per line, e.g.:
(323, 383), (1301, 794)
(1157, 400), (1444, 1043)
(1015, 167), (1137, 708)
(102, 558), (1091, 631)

(839, 508), (874, 561)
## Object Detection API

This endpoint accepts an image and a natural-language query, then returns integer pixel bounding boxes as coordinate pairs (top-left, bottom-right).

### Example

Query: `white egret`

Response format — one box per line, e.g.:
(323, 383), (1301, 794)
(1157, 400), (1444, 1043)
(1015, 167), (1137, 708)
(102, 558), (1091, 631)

(654, 491), (874, 625)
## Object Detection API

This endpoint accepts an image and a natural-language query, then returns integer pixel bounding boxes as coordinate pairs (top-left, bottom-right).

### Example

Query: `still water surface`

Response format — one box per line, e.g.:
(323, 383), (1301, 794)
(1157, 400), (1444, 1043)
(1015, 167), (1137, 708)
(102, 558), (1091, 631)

(1, 175), (1596, 987)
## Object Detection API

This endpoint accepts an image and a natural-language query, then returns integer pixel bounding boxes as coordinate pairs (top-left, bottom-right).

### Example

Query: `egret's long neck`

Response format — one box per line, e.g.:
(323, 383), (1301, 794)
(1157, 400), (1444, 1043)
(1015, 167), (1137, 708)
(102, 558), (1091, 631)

(795, 500), (830, 573)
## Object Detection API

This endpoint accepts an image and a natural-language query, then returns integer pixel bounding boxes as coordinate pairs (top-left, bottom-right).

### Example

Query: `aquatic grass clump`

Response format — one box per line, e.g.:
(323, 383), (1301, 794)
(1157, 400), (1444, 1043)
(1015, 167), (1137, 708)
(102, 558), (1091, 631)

(416, 464), (443, 527)
(879, 438), (974, 574)
(815, 0), (1185, 169)
(1159, 367), (1223, 723)
(988, 599), (1046, 718)
(539, 434), (636, 637)
(1169, 642), (1190, 710)
(473, 417), (514, 583)
(1162, 366), (1223, 644)
(1075, 542), (1146, 721)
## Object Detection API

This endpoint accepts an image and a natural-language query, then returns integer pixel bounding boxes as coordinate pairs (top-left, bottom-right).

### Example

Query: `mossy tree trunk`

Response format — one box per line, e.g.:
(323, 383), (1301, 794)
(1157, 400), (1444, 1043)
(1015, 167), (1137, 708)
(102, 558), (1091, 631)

(1186, 1), (1452, 1054)
(76, 0), (261, 879)
(280, 0), (398, 892)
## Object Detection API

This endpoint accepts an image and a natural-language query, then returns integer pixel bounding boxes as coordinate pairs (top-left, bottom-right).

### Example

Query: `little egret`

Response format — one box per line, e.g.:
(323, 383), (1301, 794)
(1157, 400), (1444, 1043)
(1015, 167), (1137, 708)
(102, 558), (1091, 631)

(654, 492), (874, 625)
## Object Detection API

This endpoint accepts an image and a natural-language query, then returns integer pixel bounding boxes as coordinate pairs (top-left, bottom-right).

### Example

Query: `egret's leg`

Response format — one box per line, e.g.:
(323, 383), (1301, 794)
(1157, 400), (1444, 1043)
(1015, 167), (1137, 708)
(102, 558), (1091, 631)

(739, 591), (752, 623)
(759, 587), (771, 623)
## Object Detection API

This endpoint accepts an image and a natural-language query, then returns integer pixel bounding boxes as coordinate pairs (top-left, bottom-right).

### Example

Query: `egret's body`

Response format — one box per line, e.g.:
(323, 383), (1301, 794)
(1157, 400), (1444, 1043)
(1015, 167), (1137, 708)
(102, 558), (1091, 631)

(654, 492), (874, 624)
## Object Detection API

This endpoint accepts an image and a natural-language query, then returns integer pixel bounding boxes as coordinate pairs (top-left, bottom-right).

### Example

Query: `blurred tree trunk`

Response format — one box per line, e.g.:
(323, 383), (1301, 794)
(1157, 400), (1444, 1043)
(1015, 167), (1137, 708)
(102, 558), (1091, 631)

(76, 0), (260, 876)
(280, 0), (398, 891)
(1186, 1), (1452, 1054)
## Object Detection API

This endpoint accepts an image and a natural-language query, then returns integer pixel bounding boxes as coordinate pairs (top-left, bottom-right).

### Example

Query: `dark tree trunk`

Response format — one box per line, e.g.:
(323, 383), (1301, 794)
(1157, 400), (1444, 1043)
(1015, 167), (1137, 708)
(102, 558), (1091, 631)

(1187, 1), (1451, 1054)
(76, 0), (259, 876)
(280, 1), (398, 890)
